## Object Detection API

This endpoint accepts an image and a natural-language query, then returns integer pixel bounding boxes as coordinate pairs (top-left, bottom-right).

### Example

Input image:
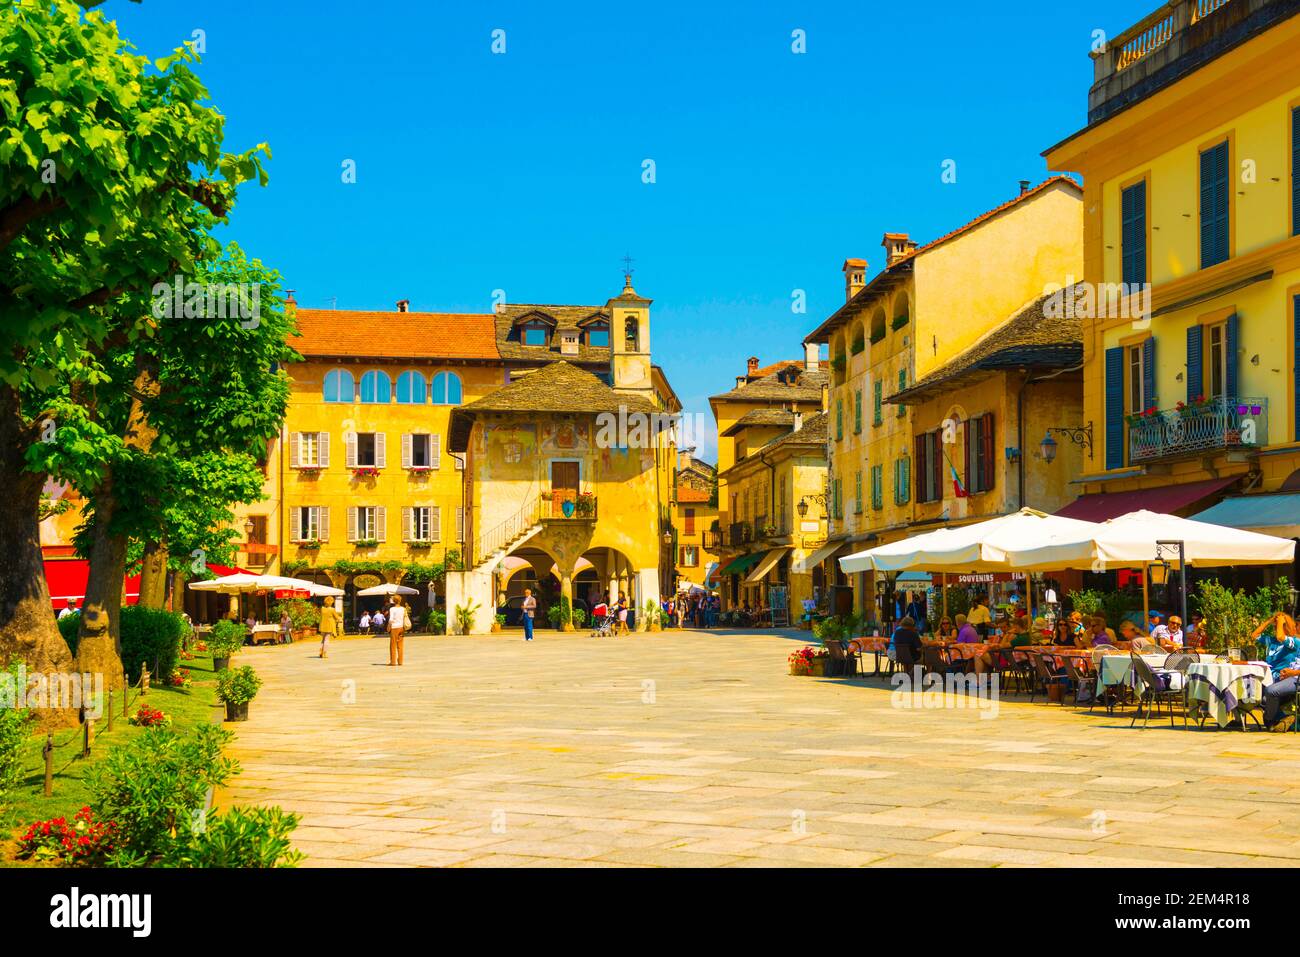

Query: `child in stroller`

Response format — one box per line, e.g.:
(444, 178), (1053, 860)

(590, 602), (614, 637)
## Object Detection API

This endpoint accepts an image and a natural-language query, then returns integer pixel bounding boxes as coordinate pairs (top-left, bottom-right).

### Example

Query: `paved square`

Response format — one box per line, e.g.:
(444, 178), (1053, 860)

(215, 630), (1300, 867)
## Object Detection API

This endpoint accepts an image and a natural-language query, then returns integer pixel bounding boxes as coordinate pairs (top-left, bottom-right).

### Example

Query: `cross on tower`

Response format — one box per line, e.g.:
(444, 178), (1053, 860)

(621, 254), (635, 279)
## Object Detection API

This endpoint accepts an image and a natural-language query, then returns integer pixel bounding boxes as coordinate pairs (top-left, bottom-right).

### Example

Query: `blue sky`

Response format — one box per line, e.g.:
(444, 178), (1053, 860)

(106, 0), (1147, 461)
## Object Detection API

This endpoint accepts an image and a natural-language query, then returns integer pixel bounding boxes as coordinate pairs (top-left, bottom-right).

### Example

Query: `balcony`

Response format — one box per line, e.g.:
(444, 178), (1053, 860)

(1128, 396), (1268, 464)
(543, 493), (598, 522)
(728, 522), (753, 547)
(1089, 0), (1288, 125)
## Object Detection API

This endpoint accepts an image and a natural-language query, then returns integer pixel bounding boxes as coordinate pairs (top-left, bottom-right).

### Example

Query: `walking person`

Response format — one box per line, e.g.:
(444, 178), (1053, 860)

(279, 609), (293, 644)
(615, 592), (630, 636)
(371, 606), (386, 636)
(521, 587), (537, 641)
(387, 595), (408, 666)
(318, 596), (340, 659)
(359, 610), (371, 635)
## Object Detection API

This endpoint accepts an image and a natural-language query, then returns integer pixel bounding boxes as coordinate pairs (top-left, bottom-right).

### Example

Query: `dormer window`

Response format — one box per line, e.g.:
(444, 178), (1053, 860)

(587, 321), (610, 348)
(521, 320), (550, 346)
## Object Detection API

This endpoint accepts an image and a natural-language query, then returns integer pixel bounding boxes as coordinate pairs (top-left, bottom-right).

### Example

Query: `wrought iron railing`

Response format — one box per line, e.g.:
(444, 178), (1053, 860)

(728, 522), (753, 547)
(472, 496), (539, 567)
(1128, 396), (1268, 463)
(544, 494), (598, 521)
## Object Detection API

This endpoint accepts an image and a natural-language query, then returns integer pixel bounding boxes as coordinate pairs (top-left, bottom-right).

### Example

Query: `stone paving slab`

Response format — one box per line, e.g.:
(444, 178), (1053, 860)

(215, 630), (1300, 867)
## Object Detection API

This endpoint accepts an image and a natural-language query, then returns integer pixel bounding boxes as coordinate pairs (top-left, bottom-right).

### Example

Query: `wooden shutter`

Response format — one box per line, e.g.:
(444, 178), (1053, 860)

(289, 432), (300, 468)
(456, 507), (464, 542)
(290, 507), (301, 542)
(401, 433), (412, 469)
(684, 508), (695, 535)
(347, 506), (357, 542)
(318, 507), (329, 542)
(375, 433), (387, 469)
(317, 432), (329, 467)
(1121, 180), (1146, 286)
(1200, 142), (1229, 268)
(345, 431), (357, 468)
(1105, 347), (1125, 470)
(401, 506), (412, 542)
(1293, 107), (1300, 237)
(1142, 337), (1156, 410)
(375, 506), (386, 542)
(1295, 295), (1300, 441)
(1186, 325), (1203, 401)
(431, 506), (442, 543)
(931, 432), (943, 503)
(980, 413), (995, 492)
(1224, 313), (1239, 399)
(963, 418), (971, 495)
(914, 434), (925, 502)
(432, 433), (442, 469)
(902, 456), (910, 504)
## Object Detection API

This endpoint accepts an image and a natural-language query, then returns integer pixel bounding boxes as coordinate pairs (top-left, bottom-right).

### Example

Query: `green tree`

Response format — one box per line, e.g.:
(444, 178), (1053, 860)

(0, 1), (269, 683)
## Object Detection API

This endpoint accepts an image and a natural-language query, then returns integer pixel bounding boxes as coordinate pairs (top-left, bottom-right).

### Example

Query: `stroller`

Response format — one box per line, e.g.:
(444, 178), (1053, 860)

(590, 602), (615, 637)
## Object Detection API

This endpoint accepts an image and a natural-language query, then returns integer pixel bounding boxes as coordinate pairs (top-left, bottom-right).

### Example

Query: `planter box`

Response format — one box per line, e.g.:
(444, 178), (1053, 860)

(225, 701), (249, 722)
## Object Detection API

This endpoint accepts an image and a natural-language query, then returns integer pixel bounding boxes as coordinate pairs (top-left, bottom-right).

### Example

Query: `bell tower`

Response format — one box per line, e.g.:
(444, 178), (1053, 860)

(607, 264), (653, 403)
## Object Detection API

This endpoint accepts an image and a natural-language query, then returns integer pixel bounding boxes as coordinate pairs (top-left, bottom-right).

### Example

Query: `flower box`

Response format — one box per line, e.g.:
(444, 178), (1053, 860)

(353, 538), (380, 548)
(297, 539), (322, 551)
(296, 465), (323, 475)
(408, 540), (433, 549)
(351, 467), (381, 478)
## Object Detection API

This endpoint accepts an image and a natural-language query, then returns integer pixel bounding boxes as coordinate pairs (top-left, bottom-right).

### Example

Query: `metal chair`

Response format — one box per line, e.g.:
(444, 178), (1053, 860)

(1128, 653), (1186, 729)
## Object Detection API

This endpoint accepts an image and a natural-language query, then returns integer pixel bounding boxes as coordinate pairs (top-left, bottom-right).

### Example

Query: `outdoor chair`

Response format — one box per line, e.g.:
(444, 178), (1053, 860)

(1128, 653), (1186, 729)
(1004, 649), (1035, 696)
(922, 644), (964, 679)
(1065, 655), (1097, 707)
(1031, 652), (1072, 705)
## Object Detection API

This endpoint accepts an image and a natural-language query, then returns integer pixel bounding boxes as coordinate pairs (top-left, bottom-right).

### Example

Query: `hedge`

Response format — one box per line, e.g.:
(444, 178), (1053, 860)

(58, 607), (187, 682)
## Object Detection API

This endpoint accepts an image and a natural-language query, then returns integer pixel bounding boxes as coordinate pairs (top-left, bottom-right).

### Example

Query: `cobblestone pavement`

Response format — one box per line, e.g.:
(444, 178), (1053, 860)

(215, 629), (1300, 867)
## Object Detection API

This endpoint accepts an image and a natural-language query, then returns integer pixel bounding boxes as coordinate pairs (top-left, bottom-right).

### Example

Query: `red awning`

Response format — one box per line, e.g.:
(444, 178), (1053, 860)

(43, 559), (250, 610)
(1055, 476), (1238, 523)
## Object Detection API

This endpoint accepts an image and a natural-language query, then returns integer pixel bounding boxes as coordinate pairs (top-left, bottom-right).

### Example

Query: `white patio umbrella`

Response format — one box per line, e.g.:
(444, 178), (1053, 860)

(839, 508), (1100, 574)
(1000, 509), (1297, 571)
(188, 574), (343, 597)
(355, 583), (419, 597)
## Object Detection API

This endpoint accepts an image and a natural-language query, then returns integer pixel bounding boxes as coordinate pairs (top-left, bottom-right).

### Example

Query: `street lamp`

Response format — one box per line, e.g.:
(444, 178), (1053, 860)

(663, 530), (673, 545)
(797, 493), (829, 520)
(1038, 431), (1058, 464)
(1040, 423), (1093, 462)
(243, 518), (254, 539)
(1154, 540), (1188, 628)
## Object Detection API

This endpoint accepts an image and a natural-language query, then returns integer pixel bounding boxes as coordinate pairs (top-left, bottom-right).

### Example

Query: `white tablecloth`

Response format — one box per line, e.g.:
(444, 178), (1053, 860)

(1185, 662), (1272, 728)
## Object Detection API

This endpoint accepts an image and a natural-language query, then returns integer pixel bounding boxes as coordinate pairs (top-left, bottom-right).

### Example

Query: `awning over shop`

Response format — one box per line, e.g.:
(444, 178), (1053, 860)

(703, 562), (720, 584)
(744, 547), (791, 584)
(792, 540), (841, 574)
(896, 571), (933, 583)
(1193, 493), (1300, 539)
(45, 559), (141, 611)
(1055, 476), (1237, 522)
(720, 552), (763, 577)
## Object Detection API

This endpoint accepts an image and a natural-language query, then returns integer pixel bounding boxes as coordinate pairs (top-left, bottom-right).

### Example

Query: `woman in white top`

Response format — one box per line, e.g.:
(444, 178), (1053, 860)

(387, 596), (408, 666)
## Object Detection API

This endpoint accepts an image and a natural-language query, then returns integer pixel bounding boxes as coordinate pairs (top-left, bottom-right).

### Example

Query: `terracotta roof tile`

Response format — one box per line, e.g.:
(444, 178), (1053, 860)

(293, 308), (499, 360)
(676, 488), (713, 504)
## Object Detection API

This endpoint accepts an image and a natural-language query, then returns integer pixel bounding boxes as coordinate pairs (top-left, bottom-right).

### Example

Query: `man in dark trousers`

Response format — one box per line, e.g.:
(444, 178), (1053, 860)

(522, 588), (537, 641)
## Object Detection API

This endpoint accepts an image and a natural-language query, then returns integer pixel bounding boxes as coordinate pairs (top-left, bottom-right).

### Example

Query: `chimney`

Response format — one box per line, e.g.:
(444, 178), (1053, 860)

(842, 258), (867, 302)
(746, 356), (760, 377)
(736, 376), (746, 388)
(803, 341), (820, 373)
(793, 410), (803, 432)
(396, 299), (410, 313)
(285, 289), (297, 308)
(1019, 180), (1031, 195)
(881, 233), (916, 266)
(559, 331), (579, 356)
(678, 447), (694, 471)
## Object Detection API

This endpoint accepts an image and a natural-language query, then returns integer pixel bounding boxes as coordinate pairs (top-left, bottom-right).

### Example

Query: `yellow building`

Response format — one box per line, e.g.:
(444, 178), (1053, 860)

(670, 450), (720, 590)
(804, 178), (1084, 621)
(1044, 0), (1300, 548)
(712, 411), (829, 620)
(444, 277), (678, 632)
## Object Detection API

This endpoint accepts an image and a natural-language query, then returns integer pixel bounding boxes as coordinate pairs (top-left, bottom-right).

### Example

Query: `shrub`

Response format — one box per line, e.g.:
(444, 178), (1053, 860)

(57, 607), (186, 681)
(87, 724), (237, 865)
(217, 666), (262, 706)
(129, 705), (171, 728)
(454, 601), (480, 635)
(207, 619), (248, 658)
(547, 596), (584, 629)
(423, 608), (446, 634)
(0, 665), (31, 811)
(17, 807), (117, 865)
(165, 805), (303, 868)
(271, 598), (320, 631)
(1068, 589), (1105, 618)
(1193, 577), (1291, 653)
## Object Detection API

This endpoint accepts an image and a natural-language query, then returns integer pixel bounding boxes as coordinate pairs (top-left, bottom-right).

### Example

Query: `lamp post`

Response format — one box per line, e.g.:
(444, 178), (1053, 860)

(1040, 423), (1093, 463)
(1155, 540), (1188, 631)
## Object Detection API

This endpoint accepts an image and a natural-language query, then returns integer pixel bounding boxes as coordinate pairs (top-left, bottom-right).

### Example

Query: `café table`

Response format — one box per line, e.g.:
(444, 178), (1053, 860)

(1185, 661), (1273, 729)
(250, 623), (283, 646)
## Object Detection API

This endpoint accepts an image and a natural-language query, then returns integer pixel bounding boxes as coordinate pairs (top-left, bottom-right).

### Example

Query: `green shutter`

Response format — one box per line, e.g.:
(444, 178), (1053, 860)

(854, 390), (862, 433)
(1200, 142), (1229, 268)
(873, 380), (882, 425)
(1105, 347), (1125, 470)
(1186, 324), (1203, 401)
(1121, 180), (1147, 286)
(836, 399), (843, 440)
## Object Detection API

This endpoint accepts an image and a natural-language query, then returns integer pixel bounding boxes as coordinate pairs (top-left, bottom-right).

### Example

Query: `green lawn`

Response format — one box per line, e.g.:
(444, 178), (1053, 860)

(2, 649), (221, 844)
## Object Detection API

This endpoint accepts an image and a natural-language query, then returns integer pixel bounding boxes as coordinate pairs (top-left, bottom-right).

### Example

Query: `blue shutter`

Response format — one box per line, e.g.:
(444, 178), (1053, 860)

(1185, 325), (1203, 401)
(1142, 337), (1156, 409)
(1105, 347), (1125, 470)
(1200, 142), (1229, 268)
(1225, 312), (1239, 399)
(1121, 181), (1146, 287)
(1295, 295), (1300, 441)
(1292, 107), (1300, 237)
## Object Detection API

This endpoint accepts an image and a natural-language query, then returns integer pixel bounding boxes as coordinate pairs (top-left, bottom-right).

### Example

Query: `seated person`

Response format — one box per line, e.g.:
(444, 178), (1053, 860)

(1257, 613), (1300, 732)
(1186, 612), (1207, 648)
(1082, 615), (1117, 648)
(891, 616), (923, 670)
(1051, 619), (1075, 646)
(1160, 615), (1185, 651)
(934, 616), (956, 640)
(954, 613), (980, 644)
(1148, 613), (1169, 644)
(1120, 620), (1157, 653)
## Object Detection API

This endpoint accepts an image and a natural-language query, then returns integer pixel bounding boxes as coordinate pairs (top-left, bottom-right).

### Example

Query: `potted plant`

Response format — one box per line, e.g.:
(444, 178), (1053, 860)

(642, 599), (662, 632)
(207, 619), (247, 673)
(789, 646), (815, 676)
(491, 613), (505, 633)
(272, 598), (320, 641)
(423, 608), (447, 635)
(454, 601), (480, 635)
(575, 493), (595, 517)
(217, 665), (263, 722)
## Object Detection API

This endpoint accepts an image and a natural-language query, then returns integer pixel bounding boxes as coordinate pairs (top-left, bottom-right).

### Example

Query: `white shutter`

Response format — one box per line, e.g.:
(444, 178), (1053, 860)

(456, 507), (464, 542)
(375, 433), (387, 469)
(376, 506), (387, 542)
(290, 507), (301, 542)
(289, 432), (300, 468)
(401, 433), (412, 469)
(345, 432), (357, 468)
(318, 507), (329, 542)
(431, 506), (441, 543)
(347, 506), (357, 542)
(402, 506), (412, 542)
(431, 434), (442, 470)
(318, 432), (330, 468)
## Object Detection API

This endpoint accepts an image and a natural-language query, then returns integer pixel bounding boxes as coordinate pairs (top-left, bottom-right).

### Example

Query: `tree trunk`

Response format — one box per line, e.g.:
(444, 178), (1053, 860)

(75, 485), (127, 692)
(0, 386), (77, 727)
(138, 540), (168, 608)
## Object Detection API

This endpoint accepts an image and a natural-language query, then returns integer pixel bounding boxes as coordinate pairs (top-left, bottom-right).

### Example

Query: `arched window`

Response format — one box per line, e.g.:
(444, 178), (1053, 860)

(587, 321), (610, 348)
(624, 317), (639, 351)
(359, 370), (391, 404)
(395, 370), (426, 404)
(431, 371), (462, 405)
(323, 369), (355, 403)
